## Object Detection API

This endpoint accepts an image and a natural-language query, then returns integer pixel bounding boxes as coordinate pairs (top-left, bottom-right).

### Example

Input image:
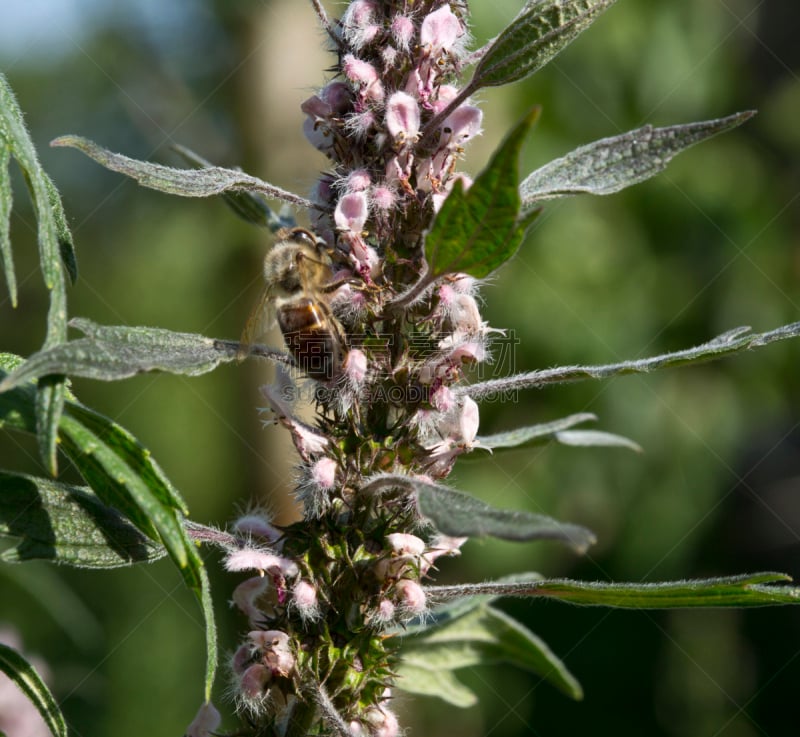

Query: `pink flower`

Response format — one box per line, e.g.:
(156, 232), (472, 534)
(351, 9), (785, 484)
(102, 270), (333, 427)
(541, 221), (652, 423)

(239, 663), (271, 699)
(249, 630), (295, 676)
(232, 513), (281, 544)
(346, 169), (371, 192)
(341, 0), (379, 49)
(371, 185), (396, 212)
(231, 575), (271, 623)
(420, 6), (464, 54)
(441, 104), (483, 147)
(390, 14), (415, 50)
(291, 580), (320, 621)
(224, 548), (298, 578)
(395, 579), (427, 613)
(311, 457), (338, 490)
(334, 191), (369, 234)
(385, 91), (421, 143)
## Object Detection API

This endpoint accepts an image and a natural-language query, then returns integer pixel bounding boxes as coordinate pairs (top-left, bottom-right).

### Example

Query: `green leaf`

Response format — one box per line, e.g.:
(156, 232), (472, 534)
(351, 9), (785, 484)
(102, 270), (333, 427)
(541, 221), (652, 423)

(35, 374), (66, 477)
(0, 470), (167, 567)
(424, 107), (541, 279)
(0, 319), (242, 390)
(463, 322), (800, 401)
(1, 74), (76, 474)
(426, 573), (800, 608)
(0, 643), (67, 737)
(395, 661), (478, 707)
(52, 134), (316, 211)
(44, 174), (78, 285)
(58, 412), (192, 569)
(0, 354), (216, 699)
(472, 0), (616, 90)
(199, 564), (218, 703)
(171, 143), (292, 232)
(397, 602), (582, 704)
(414, 481), (596, 552)
(0, 142), (15, 307)
(0, 74), (59, 289)
(520, 111), (756, 207)
(469, 412), (640, 456)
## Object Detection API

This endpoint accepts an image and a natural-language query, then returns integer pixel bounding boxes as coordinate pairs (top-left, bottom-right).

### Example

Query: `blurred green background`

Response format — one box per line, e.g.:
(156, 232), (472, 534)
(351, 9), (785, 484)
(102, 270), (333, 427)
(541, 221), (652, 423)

(1, 1), (798, 736)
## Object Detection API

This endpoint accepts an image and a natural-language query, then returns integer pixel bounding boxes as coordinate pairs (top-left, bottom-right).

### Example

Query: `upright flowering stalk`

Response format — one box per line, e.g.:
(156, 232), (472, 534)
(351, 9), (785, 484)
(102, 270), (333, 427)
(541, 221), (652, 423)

(3, 2), (800, 736)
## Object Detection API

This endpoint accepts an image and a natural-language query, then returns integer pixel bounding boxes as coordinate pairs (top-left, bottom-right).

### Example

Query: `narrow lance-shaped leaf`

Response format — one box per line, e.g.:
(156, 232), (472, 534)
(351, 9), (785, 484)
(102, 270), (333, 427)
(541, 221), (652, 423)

(198, 555), (218, 703)
(0, 74), (62, 289)
(0, 644), (67, 737)
(424, 107), (541, 280)
(52, 135), (317, 211)
(0, 318), (293, 392)
(461, 323), (800, 401)
(469, 412), (641, 456)
(34, 231), (69, 476)
(0, 471), (167, 568)
(362, 474), (595, 552)
(172, 143), (293, 232)
(0, 142), (15, 306)
(472, 0), (616, 90)
(520, 111), (756, 208)
(1, 74), (76, 474)
(397, 602), (582, 705)
(426, 573), (800, 608)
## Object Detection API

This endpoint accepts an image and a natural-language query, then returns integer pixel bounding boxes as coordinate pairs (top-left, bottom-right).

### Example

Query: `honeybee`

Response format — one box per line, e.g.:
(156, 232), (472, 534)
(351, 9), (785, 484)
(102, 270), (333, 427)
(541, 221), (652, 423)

(240, 228), (347, 381)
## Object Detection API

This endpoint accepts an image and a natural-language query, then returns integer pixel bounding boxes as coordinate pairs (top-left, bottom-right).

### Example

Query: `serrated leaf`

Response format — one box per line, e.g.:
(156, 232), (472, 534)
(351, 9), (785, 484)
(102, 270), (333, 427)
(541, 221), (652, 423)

(414, 480), (596, 552)
(397, 602), (582, 703)
(424, 107), (541, 279)
(463, 322), (800, 401)
(0, 142), (15, 307)
(172, 143), (290, 231)
(0, 470), (167, 567)
(520, 111), (756, 207)
(0, 319), (241, 391)
(52, 134), (315, 211)
(0, 644), (67, 737)
(473, 0), (616, 89)
(426, 572), (800, 608)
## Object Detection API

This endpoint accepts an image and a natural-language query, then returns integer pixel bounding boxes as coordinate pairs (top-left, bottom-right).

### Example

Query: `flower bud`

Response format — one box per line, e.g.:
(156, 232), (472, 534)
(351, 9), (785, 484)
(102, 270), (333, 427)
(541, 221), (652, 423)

(311, 457), (338, 491)
(291, 579), (320, 621)
(395, 579), (427, 614)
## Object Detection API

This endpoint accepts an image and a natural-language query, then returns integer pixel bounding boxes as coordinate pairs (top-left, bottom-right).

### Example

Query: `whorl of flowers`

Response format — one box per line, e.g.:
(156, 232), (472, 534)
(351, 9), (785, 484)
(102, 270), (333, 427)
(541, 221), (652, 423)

(225, 2), (484, 731)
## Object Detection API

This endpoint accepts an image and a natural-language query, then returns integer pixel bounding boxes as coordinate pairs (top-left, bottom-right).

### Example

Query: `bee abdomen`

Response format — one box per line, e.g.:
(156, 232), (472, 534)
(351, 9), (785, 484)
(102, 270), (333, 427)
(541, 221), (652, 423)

(278, 298), (344, 381)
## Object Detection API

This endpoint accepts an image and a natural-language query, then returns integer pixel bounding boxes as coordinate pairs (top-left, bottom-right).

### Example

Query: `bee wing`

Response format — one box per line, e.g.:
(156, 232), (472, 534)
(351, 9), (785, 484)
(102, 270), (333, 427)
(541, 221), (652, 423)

(238, 283), (277, 359)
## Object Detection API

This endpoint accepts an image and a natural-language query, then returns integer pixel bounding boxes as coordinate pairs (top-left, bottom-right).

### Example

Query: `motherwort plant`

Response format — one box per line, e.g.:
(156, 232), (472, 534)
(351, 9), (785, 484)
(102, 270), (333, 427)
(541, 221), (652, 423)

(1, 2), (799, 737)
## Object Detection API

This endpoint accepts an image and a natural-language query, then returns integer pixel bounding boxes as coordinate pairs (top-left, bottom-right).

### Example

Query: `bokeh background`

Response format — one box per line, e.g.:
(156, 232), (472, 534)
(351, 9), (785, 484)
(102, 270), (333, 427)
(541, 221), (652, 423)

(1, 1), (799, 736)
